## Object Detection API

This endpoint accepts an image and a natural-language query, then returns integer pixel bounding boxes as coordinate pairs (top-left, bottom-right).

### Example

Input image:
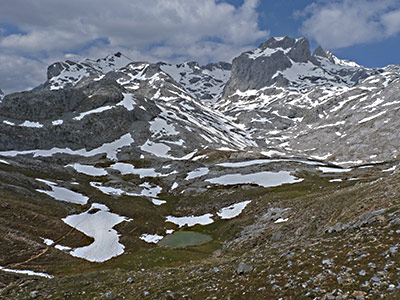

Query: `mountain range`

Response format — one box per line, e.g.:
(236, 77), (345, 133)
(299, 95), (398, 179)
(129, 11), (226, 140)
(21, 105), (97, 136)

(2, 36), (398, 166)
(1, 36), (400, 299)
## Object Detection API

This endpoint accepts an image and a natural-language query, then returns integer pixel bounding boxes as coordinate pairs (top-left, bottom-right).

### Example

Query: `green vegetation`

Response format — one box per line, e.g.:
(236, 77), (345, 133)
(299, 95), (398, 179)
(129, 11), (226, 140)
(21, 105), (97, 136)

(1, 159), (400, 299)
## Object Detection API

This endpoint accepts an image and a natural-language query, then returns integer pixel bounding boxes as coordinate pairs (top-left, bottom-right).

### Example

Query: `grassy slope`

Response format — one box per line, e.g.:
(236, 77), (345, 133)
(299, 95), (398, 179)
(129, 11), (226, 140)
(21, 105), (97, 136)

(1, 160), (400, 299)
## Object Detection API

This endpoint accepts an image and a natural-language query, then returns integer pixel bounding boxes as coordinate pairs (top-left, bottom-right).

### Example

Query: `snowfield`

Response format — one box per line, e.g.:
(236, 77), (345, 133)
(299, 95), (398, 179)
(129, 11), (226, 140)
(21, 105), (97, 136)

(36, 179), (89, 205)
(62, 203), (130, 262)
(206, 171), (303, 188)
(217, 200), (252, 219)
(166, 214), (214, 228)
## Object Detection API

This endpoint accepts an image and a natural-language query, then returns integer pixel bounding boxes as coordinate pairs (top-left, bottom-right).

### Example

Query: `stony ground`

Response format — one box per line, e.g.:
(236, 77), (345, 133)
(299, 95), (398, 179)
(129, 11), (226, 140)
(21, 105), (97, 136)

(1, 158), (400, 299)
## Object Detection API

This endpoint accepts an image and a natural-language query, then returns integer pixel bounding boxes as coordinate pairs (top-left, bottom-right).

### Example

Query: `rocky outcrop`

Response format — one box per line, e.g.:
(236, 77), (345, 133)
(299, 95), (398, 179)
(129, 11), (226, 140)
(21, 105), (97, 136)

(0, 59), (252, 156)
(223, 37), (305, 96)
(2, 36), (400, 166)
(44, 53), (132, 90)
(159, 61), (231, 102)
(0, 80), (155, 152)
(222, 36), (380, 98)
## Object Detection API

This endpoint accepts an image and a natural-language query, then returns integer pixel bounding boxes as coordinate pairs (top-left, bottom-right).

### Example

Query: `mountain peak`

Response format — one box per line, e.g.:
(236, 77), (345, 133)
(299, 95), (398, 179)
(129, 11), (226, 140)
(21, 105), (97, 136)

(95, 52), (132, 64)
(222, 36), (315, 95)
(159, 60), (232, 103)
(312, 45), (328, 58)
(222, 36), (379, 97)
(45, 53), (132, 90)
(261, 36), (307, 49)
(244, 36), (312, 65)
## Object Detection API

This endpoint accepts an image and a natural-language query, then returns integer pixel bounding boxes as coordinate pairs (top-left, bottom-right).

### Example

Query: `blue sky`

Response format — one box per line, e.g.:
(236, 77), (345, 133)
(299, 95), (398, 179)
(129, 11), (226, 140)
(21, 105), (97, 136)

(1, 0), (400, 94)
(224, 0), (400, 68)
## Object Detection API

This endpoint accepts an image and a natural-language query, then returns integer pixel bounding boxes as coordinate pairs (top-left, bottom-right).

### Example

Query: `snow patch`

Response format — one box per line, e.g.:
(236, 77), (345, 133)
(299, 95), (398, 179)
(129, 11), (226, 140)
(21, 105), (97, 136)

(217, 200), (251, 219)
(90, 182), (134, 197)
(171, 182), (179, 190)
(248, 47), (289, 59)
(139, 182), (162, 198)
(36, 179), (89, 205)
(206, 171), (303, 188)
(118, 93), (136, 111)
(152, 199), (167, 206)
(261, 150), (286, 157)
(62, 203), (130, 262)
(0, 159), (10, 165)
(318, 167), (351, 173)
(329, 179), (343, 182)
(358, 111), (387, 124)
(383, 166), (396, 172)
(67, 163), (107, 176)
(42, 238), (54, 246)
(185, 167), (209, 180)
(55, 244), (72, 251)
(20, 121), (43, 128)
(274, 218), (288, 224)
(74, 105), (113, 121)
(3, 120), (15, 126)
(0, 266), (53, 279)
(140, 234), (164, 244)
(0, 133), (134, 161)
(217, 158), (322, 168)
(109, 162), (160, 178)
(149, 117), (178, 137)
(140, 140), (171, 158)
(166, 214), (214, 228)
(52, 120), (63, 126)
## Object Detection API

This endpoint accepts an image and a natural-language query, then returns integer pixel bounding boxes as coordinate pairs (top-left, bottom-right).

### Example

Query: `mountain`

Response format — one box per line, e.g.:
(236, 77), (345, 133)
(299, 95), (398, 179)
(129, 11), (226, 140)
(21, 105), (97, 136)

(5, 36), (400, 165)
(1, 37), (400, 299)
(0, 62), (251, 156)
(45, 53), (232, 103)
(45, 52), (133, 90)
(159, 61), (231, 103)
(218, 36), (400, 166)
(223, 37), (379, 95)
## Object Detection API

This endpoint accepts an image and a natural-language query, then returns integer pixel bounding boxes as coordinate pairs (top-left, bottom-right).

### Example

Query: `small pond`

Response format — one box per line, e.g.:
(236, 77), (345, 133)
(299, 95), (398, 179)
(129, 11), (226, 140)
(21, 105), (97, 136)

(158, 231), (212, 248)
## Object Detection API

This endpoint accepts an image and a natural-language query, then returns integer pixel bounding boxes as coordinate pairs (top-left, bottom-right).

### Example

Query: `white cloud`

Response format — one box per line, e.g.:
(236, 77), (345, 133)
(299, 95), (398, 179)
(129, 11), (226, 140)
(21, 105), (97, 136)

(0, 54), (46, 94)
(0, 0), (268, 93)
(298, 0), (400, 49)
(381, 9), (400, 36)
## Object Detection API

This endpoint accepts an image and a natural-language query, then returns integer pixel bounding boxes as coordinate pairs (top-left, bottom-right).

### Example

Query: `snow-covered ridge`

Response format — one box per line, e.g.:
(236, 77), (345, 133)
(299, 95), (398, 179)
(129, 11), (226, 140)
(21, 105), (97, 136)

(46, 52), (132, 90)
(159, 61), (231, 103)
(2, 36), (399, 166)
(224, 36), (380, 98)
(44, 52), (231, 103)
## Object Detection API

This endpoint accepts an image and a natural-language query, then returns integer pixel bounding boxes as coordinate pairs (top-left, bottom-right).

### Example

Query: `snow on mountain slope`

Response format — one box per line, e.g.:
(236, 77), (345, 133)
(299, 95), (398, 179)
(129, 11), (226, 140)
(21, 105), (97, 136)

(102, 61), (253, 151)
(0, 60), (254, 162)
(278, 72), (400, 166)
(44, 54), (231, 104)
(2, 36), (400, 166)
(159, 61), (231, 103)
(223, 36), (380, 98)
(3, 36), (400, 273)
(216, 36), (400, 166)
(45, 52), (132, 90)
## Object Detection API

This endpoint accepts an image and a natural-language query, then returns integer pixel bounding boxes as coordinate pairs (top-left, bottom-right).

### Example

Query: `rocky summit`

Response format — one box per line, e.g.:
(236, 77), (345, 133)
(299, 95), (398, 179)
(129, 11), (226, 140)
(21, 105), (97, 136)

(1, 36), (400, 300)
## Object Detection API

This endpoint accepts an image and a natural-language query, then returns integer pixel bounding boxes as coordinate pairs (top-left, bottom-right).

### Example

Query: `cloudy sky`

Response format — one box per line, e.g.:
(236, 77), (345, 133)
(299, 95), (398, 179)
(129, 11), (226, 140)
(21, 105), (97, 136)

(1, 0), (400, 94)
